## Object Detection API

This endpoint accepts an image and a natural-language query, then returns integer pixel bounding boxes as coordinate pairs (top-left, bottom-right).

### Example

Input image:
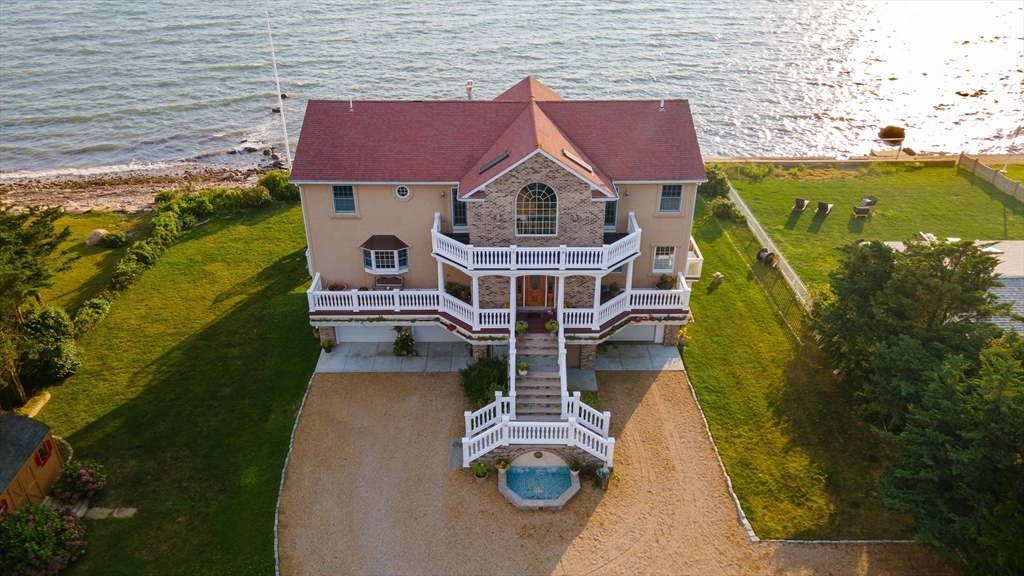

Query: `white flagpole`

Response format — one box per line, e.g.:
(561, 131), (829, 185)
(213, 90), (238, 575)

(266, 11), (292, 167)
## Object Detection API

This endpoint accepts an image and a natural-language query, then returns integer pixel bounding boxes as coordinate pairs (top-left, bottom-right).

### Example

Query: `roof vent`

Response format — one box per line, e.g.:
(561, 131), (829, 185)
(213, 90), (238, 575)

(349, 99), (353, 113)
(478, 149), (510, 174)
(466, 80), (474, 101)
(562, 149), (593, 173)
(659, 99), (665, 111)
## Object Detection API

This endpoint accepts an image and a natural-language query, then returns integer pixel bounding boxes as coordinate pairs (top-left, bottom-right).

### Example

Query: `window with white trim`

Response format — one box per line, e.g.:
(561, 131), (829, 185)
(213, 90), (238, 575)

(604, 200), (617, 232)
(653, 246), (676, 273)
(515, 183), (557, 236)
(361, 247), (410, 274)
(395, 185), (410, 199)
(451, 188), (467, 231)
(659, 184), (682, 213)
(333, 185), (356, 213)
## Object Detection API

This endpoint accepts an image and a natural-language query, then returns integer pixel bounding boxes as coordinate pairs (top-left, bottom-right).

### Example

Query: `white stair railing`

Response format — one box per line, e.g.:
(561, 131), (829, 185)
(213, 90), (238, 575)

(462, 417), (616, 468)
(463, 392), (513, 437)
(565, 391), (611, 437)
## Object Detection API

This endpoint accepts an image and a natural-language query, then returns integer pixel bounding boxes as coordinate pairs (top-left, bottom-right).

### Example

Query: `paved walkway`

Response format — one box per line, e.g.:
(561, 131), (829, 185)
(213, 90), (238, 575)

(315, 341), (472, 372)
(316, 342), (684, 373)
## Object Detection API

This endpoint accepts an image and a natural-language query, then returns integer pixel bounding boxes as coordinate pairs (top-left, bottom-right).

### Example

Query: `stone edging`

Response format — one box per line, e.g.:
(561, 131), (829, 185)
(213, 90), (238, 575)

(683, 367), (915, 545)
(274, 373), (317, 576)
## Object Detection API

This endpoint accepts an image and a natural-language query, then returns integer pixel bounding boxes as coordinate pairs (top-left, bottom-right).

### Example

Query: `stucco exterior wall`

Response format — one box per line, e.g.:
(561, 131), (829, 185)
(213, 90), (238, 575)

(467, 154), (604, 249)
(300, 183), (452, 289)
(604, 182), (698, 290)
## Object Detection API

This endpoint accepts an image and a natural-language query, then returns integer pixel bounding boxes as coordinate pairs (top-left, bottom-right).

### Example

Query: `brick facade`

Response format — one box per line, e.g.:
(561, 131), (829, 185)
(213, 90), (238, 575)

(471, 345), (489, 360)
(467, 154), (604, 249)
(477, 275), (510, 309)
(564, 275), (596, 308)
(662, 324), (681, 347)
(318, 325), (336, 345)
(580, 345), (596, 370)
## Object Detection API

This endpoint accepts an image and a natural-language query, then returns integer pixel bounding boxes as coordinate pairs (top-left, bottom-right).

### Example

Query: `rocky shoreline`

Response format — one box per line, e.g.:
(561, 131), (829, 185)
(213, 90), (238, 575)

(2, 153), (1020, 215)
(0, 162), (271, 214)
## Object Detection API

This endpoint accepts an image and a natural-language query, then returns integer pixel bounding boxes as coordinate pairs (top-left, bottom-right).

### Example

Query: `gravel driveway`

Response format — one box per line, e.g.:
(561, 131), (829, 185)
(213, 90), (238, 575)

(277, 371), (955, 575)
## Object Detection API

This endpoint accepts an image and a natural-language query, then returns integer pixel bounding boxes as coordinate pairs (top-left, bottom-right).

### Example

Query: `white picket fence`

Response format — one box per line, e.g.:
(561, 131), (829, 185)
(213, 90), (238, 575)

(956, 153), (1024, 203)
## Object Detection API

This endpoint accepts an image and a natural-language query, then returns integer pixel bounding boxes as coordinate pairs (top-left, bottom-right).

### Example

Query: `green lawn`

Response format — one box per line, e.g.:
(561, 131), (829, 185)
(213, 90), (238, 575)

(731, 165), (1024, 286)
(683, 197), (911, 539)
(36, 204), (318, 574)
(40, 212), (149, 313)
(1002, 164), (1024, 184)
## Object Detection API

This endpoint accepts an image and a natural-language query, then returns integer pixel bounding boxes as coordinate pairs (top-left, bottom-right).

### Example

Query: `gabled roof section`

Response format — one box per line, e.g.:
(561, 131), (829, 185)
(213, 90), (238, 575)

(493, 76), (565, 102)
(458, 102), (616, 198)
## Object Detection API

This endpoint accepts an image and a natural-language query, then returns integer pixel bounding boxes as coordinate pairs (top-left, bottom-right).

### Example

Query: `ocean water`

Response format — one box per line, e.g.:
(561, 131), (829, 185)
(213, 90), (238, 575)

(1, 0), (1022, 176)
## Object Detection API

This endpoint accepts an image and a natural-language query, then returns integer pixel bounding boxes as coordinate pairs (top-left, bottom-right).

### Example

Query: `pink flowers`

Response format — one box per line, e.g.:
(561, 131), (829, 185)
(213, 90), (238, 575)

(51, 460), (107, 504)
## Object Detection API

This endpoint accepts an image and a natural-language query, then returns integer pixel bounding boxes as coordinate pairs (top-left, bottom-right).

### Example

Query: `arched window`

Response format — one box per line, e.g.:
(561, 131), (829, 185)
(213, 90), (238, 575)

(515, 183), (557, 236)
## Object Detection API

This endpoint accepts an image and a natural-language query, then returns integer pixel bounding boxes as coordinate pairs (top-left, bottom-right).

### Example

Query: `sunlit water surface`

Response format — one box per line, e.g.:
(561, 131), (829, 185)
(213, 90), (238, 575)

(1, 0), (1022, 175)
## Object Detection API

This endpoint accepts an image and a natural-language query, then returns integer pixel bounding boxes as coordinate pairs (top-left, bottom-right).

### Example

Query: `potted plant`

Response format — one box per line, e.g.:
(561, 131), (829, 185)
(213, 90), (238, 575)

(327, 282), (347, 291)
(608, 282), (620, 296)
(514, 321), (528, 336)
(657, 274), (676, 290)
(568, 461), (580, 478)
(496, 459), (510, 477)
(321, 339), (335, 353)
(517, 361), (530, 376)
(544, 319), (559, 333)
(470, 462), (488, 482)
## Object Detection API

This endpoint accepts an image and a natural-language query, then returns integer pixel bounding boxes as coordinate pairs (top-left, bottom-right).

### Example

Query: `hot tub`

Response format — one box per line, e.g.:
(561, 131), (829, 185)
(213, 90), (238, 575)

(497, 451), (580, 510)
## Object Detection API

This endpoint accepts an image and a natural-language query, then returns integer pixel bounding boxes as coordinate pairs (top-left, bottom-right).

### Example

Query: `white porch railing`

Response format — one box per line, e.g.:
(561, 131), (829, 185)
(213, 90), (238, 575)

(431, 212), (642, 272)
(560, 274), (692, 331)
(563, 391), (611, 437)
(462, 416), (615, 468)
(685, 236), (704, 279)
(307, 273), (510, 330)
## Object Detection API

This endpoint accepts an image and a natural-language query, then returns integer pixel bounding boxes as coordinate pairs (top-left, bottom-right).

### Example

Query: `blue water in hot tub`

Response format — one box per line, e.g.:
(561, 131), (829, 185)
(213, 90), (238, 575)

(507, 466), (571, 500)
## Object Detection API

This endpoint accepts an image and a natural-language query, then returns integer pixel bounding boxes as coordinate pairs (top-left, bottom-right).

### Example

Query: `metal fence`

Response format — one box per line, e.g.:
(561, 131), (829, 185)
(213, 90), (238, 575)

(956, 153), (1024, 203)
(728, 185), (814, 313)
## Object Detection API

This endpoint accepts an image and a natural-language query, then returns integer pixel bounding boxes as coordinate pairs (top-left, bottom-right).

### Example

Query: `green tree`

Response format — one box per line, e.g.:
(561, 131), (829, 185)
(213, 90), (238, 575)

(813, 239), (1007, 430)
(881, 334), (1024, 574)
(0, 202), (72, 405)
(697, 163), (730, 199)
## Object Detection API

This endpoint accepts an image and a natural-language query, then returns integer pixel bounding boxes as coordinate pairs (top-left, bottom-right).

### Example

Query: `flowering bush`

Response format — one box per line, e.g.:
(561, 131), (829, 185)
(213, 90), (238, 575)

(51, 460), (107, 504)
(0, 504), (86, 576)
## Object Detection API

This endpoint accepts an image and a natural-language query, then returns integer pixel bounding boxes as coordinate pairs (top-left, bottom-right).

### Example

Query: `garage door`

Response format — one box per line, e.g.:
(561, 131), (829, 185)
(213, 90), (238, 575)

(608, 325), (657, 342)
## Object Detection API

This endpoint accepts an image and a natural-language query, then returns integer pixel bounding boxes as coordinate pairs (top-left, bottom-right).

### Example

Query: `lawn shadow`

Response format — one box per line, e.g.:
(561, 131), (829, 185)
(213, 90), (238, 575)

(705, 281), (721, 295)
(784, 209), (804, 230)
(806, 212), (828, 234)
(771, 333), (915, 539)
(55, 250), (319, 572)
(846, 216), (867, 234)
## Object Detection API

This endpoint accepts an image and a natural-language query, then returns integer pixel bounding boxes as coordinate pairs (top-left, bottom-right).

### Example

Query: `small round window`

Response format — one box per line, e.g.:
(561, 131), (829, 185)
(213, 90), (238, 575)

(395, 186), (410, 199)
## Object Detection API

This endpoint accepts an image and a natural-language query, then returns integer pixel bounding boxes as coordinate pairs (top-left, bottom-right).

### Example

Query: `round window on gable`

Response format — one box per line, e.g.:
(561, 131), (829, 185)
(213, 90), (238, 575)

(395, 185), (411, 199)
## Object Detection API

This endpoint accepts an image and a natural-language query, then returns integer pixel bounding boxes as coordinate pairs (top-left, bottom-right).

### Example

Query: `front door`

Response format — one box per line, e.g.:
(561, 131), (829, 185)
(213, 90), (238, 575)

(521, 275), (553, 308)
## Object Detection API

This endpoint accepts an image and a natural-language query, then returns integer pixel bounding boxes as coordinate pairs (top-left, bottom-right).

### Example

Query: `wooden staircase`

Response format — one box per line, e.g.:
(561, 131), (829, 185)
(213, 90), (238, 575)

(515, 333), (562, 420)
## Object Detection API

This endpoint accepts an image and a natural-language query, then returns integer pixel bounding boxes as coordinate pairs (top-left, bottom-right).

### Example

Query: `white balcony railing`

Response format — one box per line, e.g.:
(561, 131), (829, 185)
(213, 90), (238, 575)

(685, 236), (704, 280)
(431, 212), (642, 272)
(560, 273), (691, 331)
(307, 274), (510, 330)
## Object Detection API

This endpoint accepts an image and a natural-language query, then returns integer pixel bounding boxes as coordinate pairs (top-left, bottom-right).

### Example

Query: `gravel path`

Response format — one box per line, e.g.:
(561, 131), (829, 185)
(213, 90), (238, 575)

(278, 371), (957, 575)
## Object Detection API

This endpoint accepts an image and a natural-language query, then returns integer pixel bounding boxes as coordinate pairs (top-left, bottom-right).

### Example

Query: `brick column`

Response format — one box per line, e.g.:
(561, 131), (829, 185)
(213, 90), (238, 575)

(319, 325), (336, 345)
(471, 345), (489, 360)
(580, 345), (596, 369)
(663, 324), (681, 346)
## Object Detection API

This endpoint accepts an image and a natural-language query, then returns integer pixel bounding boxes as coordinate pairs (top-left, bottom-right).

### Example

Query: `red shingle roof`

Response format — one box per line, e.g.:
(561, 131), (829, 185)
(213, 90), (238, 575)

(290, 77), (705, 187)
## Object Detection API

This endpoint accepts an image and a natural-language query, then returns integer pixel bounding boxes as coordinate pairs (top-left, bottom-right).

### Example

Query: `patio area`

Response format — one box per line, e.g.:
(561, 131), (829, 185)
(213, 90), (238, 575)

(314, 341), (473, 372)
(276, 371), (953, 575)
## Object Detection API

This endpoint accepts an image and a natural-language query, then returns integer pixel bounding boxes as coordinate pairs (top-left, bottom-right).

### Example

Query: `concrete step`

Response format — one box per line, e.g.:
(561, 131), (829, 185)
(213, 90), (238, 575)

(516, 404), (562, 415)
(514, 414), (563, 422)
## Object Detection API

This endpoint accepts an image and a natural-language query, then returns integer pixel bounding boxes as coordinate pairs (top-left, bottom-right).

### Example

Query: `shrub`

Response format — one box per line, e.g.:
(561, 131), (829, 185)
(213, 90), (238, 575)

(0, 504), (86, 576)
(709, 197), (744, 222)
(98, 231), (127, 248)
(514, 321), (528, 334)
(110, 258), (146, 291)
(877, 125), (905, 143)
(698, 164), (730, 199)
(175, 193), (215, 219)
(459, 355), (508, 406)
(153, 190), (178, 208)
(657, 274), (677, 290)
(258, 169), (300, 201)
(149, 212), (182, 246)
(728, 161), (776, 182)
(470, 462), (488, 478)
(19, 306), (83, 386)
(73, 297), (110, 336)
(393, 331), (417, 356)
(125, 239), (163, 267)
(51, 459), (107, 504)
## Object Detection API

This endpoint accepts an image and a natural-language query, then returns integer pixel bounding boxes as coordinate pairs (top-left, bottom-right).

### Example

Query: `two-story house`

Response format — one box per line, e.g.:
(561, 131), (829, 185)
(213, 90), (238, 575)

(291, 77), (705, 469)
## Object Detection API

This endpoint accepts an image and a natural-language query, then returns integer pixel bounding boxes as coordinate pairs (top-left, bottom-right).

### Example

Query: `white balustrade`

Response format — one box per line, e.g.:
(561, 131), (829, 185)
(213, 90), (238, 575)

(462, 417), (616, 467)
(565, 392), (611, 437)
(561, 309), (594, 328)
(464, 392), (513, 437)
(685, 236), (704, 279)
(431, 212), (641, 272)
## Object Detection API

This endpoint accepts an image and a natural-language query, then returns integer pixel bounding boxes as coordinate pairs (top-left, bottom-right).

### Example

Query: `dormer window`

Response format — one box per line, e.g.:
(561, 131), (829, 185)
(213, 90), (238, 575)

(360, 235), (410, 274)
